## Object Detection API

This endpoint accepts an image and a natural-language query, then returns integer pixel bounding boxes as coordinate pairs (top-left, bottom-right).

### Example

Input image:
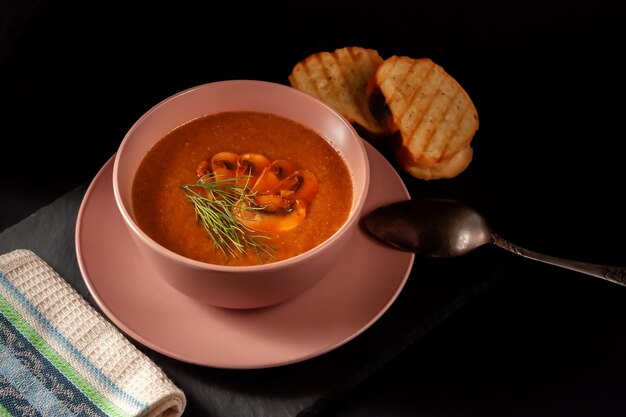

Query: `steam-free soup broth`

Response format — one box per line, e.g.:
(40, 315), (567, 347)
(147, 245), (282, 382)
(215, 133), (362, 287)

(132, 111), (353, 266)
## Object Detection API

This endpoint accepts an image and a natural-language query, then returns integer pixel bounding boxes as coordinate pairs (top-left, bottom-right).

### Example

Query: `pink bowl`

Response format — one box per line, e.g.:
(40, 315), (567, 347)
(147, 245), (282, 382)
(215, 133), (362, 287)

(112, 80), (370, 309)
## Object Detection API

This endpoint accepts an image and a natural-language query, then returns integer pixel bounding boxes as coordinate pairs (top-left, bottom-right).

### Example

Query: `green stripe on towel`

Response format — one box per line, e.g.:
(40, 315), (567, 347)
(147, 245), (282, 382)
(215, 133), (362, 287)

(0, 250), (185, 417)
(0, 402), (14, 417)
(0, 292), (131, 417)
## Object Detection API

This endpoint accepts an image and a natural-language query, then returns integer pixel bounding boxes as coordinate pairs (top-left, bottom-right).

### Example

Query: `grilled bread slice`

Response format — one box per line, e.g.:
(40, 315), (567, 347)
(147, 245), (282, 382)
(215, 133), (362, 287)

(288, 46), (389, 137)
(370, 56), (479, 180)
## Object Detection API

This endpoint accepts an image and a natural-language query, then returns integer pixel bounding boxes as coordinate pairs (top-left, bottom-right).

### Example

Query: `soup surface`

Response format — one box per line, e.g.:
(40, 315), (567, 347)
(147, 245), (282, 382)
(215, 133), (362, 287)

(132, 111), (353, 266)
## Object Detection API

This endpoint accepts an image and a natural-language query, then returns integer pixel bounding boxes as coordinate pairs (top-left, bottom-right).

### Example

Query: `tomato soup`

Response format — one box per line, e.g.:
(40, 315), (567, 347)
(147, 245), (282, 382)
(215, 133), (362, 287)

(132, 111), (353, 266)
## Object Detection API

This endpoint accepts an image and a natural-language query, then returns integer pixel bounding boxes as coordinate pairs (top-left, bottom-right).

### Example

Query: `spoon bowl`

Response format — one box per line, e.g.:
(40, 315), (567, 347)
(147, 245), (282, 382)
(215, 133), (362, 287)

(363, 197), (626, 287)
(363, 198), (493, 257)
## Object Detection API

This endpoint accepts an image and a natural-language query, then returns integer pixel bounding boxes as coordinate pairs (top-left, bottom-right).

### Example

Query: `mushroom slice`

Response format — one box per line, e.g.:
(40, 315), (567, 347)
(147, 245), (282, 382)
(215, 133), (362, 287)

(253, 194), (295, 213)
(271, 169), (320, 203)
(236, 153), (271, 186)
(196, 159), (212, 178)
(252, 159), (298, 194)
(236, 197), (307, 232)
(211, 152), (239, 180)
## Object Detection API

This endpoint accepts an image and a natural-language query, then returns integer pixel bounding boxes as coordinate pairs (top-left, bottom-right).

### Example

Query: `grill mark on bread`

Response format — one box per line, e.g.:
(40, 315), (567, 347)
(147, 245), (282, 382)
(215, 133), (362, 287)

(289, 47), (385, 135)
(314, 53), (334, 108)
(290, 48), (478, 180)
(404, 61), (446, 160)
(398, 60), (434, 142)
(291, 59), (319, 101)
(444, 98), (477, 158)
(440, 90), (470, 159)
(391, 59), (424, 136)
(342, 47), (379, 130)
(378, 57), (404, 129)
(378, 57), (430, 136)
(307, 53), (323, 100)
(373, 55), (478, 178)
(423, 81), (462, 162)
(436, 87), (478, 159)
(385, 59), (446, 160)
(333, 49), (361, 125)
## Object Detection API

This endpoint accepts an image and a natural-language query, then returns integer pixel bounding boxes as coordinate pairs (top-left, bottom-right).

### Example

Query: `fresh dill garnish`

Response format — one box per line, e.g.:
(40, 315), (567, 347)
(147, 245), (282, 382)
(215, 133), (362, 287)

(180, 174), (276, 261)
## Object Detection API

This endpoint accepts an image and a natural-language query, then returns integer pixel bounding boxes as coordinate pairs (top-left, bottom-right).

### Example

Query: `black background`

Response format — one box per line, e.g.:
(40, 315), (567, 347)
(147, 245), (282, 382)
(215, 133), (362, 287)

(2, 1), (626, 416)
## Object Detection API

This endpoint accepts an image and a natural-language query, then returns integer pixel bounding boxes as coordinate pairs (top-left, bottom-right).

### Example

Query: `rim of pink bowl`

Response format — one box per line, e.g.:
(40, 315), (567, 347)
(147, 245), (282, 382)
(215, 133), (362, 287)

(112, 79), (371, 273)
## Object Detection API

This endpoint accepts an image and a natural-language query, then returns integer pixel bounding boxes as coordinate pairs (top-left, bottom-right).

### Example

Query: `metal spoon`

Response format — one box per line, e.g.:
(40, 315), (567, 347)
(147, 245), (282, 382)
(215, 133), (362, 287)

(362, 197), (626, 287)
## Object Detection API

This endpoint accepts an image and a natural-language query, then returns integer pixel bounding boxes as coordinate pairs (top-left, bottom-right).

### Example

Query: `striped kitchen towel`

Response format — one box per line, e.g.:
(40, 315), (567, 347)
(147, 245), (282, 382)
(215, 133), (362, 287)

(0, 249), (186, 417)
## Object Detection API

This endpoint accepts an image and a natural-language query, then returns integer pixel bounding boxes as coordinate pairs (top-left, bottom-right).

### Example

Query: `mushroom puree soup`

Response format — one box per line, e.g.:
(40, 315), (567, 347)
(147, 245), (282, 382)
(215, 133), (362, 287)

(131, 111), (353, 266)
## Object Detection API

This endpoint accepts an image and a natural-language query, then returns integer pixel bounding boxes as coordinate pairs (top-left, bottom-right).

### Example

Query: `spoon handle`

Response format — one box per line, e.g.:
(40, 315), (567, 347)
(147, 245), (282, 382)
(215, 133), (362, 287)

(492, 234), (626, 287)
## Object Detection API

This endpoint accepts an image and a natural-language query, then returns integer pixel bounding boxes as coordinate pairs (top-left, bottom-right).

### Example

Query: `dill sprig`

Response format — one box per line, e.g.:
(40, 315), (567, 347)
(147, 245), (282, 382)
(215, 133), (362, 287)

(180, 174), (276, 261)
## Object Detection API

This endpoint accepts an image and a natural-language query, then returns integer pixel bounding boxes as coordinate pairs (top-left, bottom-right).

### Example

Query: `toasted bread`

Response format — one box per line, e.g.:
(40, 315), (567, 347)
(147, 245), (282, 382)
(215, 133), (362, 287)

(370, 56), (479, 180)
(288, 46), (389, 137)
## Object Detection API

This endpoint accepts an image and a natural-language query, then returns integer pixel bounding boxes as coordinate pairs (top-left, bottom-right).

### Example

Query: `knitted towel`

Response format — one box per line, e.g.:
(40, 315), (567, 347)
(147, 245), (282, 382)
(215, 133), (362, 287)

(0, 249), (186, 417)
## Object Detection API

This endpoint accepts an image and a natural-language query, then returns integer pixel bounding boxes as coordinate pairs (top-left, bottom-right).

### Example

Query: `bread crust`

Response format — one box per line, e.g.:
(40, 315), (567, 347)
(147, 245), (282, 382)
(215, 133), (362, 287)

(396, 146), (473, 180)
(288, 46), (390, 137)
(371, 56), (479, 180)
(288, 48), (479, 180)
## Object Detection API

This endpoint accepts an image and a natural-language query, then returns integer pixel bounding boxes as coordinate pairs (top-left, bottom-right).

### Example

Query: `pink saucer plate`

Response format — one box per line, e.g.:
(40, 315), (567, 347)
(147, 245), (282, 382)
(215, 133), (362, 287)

(75, 141), (414, 369)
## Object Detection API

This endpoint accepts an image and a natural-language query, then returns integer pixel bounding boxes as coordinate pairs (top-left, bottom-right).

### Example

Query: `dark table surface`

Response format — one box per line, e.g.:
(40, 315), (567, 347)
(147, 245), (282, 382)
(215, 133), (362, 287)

(2, 1), (626, 416)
